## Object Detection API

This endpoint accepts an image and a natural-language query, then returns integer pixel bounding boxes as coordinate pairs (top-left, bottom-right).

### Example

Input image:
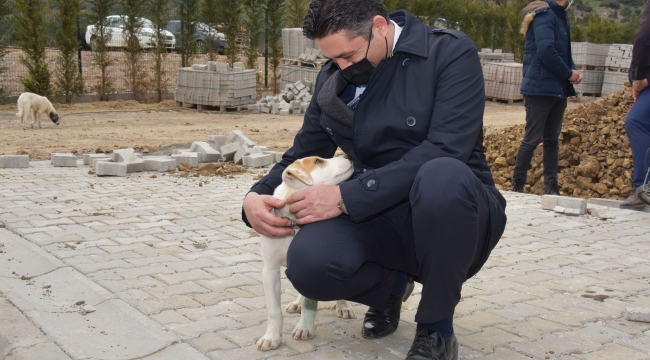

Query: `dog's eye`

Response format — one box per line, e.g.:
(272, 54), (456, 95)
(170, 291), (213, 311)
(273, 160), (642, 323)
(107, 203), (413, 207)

(315, 159), (323, 164)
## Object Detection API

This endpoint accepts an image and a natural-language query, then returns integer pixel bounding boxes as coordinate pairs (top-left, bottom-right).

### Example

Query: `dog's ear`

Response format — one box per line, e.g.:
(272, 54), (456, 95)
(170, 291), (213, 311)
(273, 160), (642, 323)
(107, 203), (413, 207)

(284, 167), (313, 186)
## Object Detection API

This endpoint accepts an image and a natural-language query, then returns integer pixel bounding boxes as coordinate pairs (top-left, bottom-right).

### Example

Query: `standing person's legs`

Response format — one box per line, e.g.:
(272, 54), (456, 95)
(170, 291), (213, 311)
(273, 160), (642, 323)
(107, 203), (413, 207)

(541, 97), (567, 188)
(513, 96), (558, 189)
(626, 87), (650, 190)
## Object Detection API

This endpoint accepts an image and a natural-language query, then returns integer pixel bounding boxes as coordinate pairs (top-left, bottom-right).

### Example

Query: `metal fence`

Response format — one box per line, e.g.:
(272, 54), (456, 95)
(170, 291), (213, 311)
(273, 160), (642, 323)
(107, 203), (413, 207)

(0, 47), (257, 97)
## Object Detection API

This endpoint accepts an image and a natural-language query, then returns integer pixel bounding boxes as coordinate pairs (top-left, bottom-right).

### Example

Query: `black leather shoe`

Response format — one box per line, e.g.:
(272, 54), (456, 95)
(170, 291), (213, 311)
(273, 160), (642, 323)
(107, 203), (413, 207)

(405, 329), (458, 360)
(362, 278), (415, 339)
(543, 181), (560, 195)
(512, 178), (525, 193)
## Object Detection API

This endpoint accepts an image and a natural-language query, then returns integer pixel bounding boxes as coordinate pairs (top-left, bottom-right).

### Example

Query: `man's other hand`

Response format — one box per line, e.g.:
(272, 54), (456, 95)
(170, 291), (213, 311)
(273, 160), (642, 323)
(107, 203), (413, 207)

(633, 79), (648, 101)
(287, 185), (342, 225)
(569, 70), (582, 85)
(243, 193), (294, 238)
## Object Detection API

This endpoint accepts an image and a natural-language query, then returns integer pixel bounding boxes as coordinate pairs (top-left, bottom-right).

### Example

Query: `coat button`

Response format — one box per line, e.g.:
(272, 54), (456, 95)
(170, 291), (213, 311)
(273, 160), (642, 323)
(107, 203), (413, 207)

(326, 127), (333, 136)
(362, 168), (367, 172)
(366, 179), (376, 188)
(402, 58), (411, 67)
(407, 117), (416, 126)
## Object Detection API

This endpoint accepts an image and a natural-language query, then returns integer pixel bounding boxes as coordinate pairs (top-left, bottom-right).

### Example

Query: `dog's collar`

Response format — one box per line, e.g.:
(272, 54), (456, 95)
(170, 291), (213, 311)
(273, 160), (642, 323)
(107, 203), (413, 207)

(271, 208), (299, 229)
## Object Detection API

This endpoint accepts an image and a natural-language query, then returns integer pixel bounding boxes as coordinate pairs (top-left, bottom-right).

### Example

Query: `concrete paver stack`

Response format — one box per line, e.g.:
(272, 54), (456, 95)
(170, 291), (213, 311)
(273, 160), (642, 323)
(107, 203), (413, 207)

(602, 44), (633, 95)
(571, 42), (609, 96)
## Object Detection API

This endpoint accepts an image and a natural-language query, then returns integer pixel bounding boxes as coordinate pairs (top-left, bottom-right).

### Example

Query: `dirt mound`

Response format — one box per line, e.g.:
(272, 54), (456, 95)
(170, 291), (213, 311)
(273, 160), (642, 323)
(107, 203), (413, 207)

(485, 86), (635, 200)
(174, 162), (250, 178)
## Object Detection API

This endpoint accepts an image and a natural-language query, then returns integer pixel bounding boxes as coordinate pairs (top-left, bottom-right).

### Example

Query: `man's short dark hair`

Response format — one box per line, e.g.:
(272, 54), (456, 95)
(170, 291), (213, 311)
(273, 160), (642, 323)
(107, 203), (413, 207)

(303, 0), (389, 40)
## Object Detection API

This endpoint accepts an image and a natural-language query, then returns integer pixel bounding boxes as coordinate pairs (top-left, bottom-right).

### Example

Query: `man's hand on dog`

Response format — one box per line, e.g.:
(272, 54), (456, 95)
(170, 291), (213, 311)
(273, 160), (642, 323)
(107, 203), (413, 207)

(244, 193), (295, 237)
(287, 185), (342, 225)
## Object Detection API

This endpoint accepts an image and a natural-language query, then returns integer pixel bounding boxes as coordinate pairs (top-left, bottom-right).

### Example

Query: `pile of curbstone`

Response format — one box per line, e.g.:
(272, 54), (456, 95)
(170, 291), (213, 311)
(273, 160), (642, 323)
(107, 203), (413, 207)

(249, 79), (313, 116)
(80, 130), (283, 176)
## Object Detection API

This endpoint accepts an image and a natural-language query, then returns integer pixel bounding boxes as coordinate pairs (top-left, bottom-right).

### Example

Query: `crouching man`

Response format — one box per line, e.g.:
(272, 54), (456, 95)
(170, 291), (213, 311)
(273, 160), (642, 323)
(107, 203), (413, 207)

(242, 0), (507, 358)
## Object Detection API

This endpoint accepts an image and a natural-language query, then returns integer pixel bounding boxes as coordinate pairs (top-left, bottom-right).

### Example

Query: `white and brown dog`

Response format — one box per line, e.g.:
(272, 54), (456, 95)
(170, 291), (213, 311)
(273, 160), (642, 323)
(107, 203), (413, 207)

(257, 156), (356, 351)
(16, 92), (60, 130)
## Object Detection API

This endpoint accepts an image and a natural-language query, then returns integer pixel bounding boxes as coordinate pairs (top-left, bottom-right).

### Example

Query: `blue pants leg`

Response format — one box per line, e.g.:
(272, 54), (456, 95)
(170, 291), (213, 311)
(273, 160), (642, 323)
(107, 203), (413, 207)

(626, 87), (650, 189)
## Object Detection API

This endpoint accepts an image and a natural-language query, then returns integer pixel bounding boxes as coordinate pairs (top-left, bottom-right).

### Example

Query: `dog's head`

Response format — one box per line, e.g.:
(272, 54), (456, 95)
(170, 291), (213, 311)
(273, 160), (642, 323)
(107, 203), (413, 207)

(282, 156), (354, 190)
(49, 112), (60, 125)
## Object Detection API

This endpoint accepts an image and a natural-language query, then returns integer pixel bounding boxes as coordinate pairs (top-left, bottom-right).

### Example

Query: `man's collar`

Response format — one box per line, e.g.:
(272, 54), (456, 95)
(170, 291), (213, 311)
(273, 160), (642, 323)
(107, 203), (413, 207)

(388, 10), (428, 58)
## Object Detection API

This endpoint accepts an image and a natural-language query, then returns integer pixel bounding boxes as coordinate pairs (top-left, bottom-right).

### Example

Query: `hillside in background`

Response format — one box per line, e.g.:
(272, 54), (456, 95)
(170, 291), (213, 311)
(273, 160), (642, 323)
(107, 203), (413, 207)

(574, 0), (646, 23)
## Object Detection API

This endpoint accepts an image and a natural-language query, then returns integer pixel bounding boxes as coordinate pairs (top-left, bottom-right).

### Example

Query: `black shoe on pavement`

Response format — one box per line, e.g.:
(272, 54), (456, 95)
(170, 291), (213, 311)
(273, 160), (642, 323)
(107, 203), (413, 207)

(512, 178), (525, 193)
(405, 329), (458, 360)
(362, 277), (415, 339)
(543, 181), (560, 195)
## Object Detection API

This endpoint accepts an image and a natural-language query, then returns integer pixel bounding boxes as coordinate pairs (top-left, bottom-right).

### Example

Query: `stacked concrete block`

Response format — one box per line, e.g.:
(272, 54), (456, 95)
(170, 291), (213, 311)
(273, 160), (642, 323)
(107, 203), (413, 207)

(96, 162), (127, 177)
(298, 48), (326, 64)
(257, 79), (314, 115)
(51, 153), (78, 167)
(84, 153), (111, 165)
(144, 158), (178, 172)
(208, 135), (227, 152)
(219, 142), (240, 162)
(281, 66), (319, 92)
(0, 155), (29, 168)
(605, 44), (633, 69)
(574, 70), (605, 95)
(478, 49), (515, 65)
(282, 28), (319, 60)
(482, 62), (523, 102)
(90, 156), (112, 170)
(189, 142), (221, 162)
(602, 71), (629, 95)
(171, 153), (199, 168)
(243, 153), (275, 168)
(228, 130), (256, 148)
(571, 42), (609, 68)
(175, 65), (256, 107)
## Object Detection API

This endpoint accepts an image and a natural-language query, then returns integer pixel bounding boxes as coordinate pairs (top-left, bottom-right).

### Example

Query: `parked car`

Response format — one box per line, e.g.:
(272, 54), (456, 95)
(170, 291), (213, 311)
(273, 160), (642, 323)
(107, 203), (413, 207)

(164, 20), (226, 54)
(85, 15), (175, 51)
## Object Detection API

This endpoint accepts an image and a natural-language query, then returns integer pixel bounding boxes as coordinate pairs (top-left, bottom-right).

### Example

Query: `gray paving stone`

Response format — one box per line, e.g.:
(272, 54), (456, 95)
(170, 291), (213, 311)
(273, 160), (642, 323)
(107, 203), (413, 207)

(0, 155), (29, 168)
(50, 153), (78, 167)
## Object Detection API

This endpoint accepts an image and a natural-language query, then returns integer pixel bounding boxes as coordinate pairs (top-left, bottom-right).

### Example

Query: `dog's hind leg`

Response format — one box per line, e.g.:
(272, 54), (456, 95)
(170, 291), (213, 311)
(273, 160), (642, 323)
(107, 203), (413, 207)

(333, 300), (356, 319)
(286, 294), (303, 313)
(30, 110), (37, 129)
(292, 297), (318, 340)
(257, 265), (283, 351)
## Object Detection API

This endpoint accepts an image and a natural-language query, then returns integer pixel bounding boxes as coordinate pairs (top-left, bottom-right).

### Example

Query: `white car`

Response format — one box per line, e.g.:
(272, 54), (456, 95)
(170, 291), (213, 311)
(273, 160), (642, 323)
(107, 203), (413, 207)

(85, 15), (175, 51)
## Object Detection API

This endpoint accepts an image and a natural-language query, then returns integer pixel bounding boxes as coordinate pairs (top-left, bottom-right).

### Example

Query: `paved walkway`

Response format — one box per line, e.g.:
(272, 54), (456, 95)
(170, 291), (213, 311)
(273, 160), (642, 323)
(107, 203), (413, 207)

(0, 161), (649, 359)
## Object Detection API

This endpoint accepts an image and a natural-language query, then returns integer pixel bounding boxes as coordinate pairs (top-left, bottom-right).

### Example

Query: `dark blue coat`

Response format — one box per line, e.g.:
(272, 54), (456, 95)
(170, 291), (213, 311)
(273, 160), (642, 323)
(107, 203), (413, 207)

(520, 0), (576, 98)
(244, 11), (505, 230)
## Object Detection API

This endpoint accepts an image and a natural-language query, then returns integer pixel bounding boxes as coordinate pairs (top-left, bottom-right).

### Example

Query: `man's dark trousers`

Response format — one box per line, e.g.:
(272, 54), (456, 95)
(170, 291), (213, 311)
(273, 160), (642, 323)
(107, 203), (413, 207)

(513, 95), (568, 184)
(285, 157), (501, 324)
(626, 87), (650, 189)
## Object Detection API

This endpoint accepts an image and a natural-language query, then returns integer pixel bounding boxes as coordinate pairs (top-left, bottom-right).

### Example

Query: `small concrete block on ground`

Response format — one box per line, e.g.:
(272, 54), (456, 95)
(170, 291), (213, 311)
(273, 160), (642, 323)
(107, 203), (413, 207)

(208, 135), (227, 152)
(112, 148), (139, 163)
(234, 146), (251, 165)
(587, 198), (623, 208)
(557, 196), (588, 215)
(83, 153), (111, 165)
(264, 151), (284, 163)
(172, 153), (199, 168)
(90, 157), (112, 170)
(173, 148), (191, 155)
(220, 143), (241, 162)
(96, 162), (128, 176)
(126, 161), (146, 173)
(189, 142), (221, 163)
(227, 130), (255, 148)
(0, 155), (29, 168)
(626, 308), (650, 323)
(50, 153), (77, 167)
(144, 158), (178, 172)
(279, 109), (290, 116)
(541, 195), (560, 210)
(242, 153), (275, 168)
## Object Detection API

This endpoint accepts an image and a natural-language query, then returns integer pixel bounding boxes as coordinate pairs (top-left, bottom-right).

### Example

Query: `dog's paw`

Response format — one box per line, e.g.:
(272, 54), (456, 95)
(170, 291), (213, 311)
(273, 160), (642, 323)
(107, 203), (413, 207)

(256, 333), (281, 351)
(286, 301), (302, 313)
(292, 323), (315, 340)
(335, 305), (356, 319)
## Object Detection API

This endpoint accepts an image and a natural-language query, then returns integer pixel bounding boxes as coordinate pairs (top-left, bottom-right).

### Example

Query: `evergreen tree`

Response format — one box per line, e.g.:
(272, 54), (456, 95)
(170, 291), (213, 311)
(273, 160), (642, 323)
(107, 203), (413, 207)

(266, 0), (284, 93)
(0, 0), (10, 101)
(120, 0), (148, 101)
(202, 0), (220, 61)
(87, 0), (116, 100)
(53, 0), (83, 103)
(243, 0), (263, 70)
(179, 0), (200, 67)
(285, 0), (308, 28)
(149, 0), (172, 102)
(11, 0), (52, 97)
(219, 0), (242, 66)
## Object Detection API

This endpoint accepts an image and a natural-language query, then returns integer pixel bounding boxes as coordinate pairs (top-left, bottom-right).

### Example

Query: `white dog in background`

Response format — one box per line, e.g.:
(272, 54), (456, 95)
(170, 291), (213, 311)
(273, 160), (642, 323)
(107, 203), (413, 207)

(16, 92), (60, 130)
(257, 156), (356, 351)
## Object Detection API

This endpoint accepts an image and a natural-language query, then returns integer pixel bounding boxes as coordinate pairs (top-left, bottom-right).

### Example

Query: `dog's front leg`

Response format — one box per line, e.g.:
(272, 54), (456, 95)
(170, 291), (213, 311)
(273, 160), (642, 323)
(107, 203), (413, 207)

(292, 297), (318, 340)
(257, 265), (283, 351)
(286, 293), (303, 313)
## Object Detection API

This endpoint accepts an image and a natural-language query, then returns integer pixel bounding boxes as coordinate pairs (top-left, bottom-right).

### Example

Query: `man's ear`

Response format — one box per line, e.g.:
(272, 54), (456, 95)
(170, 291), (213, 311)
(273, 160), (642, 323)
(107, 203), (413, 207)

(284, 167), (313, 186)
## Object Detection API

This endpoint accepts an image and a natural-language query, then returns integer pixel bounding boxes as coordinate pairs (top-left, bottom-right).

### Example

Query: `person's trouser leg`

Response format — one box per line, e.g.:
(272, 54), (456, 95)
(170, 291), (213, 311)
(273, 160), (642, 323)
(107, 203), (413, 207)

(626, 87), (650, 189)
(542, 97), (567, 184)
(285, 158), (506, 324)
(513, 96), (559, 182)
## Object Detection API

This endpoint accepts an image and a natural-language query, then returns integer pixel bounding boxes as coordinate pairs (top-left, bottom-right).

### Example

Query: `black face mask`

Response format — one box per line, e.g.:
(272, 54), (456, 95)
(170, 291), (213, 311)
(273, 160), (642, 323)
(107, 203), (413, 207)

(337, 25), (386, 86)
